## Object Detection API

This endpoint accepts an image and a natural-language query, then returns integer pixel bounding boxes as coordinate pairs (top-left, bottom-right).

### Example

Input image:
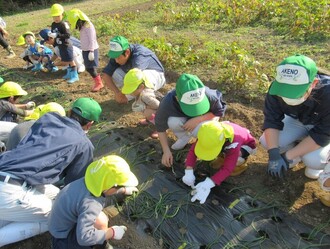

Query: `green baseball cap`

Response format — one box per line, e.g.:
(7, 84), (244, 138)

(176, 73), (210, 117)
(107, 36), (129, 59)
(72, 97), (102, 122)
(269, 54), (318, 99)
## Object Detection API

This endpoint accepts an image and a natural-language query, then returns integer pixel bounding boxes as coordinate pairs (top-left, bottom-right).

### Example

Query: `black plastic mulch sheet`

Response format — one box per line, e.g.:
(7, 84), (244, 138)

(90, 126), (330, 249)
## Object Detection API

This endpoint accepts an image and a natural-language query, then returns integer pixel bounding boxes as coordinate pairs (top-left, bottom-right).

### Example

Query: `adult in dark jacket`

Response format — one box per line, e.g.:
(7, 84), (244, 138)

(0, 97), (102, 246)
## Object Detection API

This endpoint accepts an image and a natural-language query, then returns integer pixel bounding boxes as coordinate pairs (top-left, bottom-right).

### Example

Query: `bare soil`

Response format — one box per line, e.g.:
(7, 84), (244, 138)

(0, 2), (329, 248)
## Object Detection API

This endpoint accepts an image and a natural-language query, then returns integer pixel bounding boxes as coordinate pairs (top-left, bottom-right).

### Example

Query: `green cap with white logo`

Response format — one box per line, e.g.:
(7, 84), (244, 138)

(269, 54), (318, 99)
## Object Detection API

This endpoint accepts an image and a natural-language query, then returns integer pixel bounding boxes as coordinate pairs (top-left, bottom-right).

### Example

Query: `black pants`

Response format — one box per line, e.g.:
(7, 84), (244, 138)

(0, 31), (8, 49)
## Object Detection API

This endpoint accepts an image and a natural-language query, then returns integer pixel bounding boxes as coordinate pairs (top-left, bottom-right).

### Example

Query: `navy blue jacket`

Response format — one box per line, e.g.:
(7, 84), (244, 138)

(103, 44), (164, 76)
(0, 112), (94, 185)
(155, 87), (226, 132)
(263, 74), (330, 147)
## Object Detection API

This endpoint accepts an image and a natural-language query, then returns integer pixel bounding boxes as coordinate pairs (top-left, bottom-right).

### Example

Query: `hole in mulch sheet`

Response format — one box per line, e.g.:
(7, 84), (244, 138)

(144, 225), (153, 234)
(300, 233), (314, 242)
(271, 216), (283, 223)
(257, 230), (269, 239)
(233, 213), (244, 222)
(196, 212), (204, 219)
(247, 200), (258, 208)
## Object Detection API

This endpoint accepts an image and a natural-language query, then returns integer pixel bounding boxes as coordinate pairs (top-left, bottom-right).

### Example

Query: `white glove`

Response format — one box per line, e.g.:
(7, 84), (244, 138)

(0, 141), (6, 153)
(88, 51), (94, 61)
(26, 101), (36, 110)
(110, 225), (127, 240)
(47, 31), (57, 39)
(182, 169), (195, 187)
(319, 165), (330, 191)
(191, 177), (215, 204)
(117, 186), (139, 195)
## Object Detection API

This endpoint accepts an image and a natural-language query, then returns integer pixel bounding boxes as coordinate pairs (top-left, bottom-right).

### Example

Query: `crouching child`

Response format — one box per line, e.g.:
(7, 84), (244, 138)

(48, 155), (139, 249)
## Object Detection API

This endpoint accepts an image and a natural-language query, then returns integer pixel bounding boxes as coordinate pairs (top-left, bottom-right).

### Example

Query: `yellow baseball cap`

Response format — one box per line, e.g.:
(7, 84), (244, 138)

(66, 9), (90, 29)
(50, 3), (64, 16)
(24, 104), (45, 121)
(40, 102), (66, 117)
(0, 81), (27, 98)
(122, 68), (154, 94)
(85, 155), (138, 197)
(195, 121), (235, 161)
(24, 102), (66, 121)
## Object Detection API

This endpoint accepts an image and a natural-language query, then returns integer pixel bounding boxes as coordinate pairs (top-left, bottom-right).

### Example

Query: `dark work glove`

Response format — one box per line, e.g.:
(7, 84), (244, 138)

(267, 148), (291, 178)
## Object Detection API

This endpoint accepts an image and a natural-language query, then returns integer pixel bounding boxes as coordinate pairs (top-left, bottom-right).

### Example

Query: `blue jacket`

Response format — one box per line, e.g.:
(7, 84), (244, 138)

(263, 74), (330, 147)
(0, 112), (94, 185)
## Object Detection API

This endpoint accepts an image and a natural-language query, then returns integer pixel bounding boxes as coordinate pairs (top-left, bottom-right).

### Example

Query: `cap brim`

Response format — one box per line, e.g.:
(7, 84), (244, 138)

(195, 140), (221, 161)
(0, 77), (3, 83)
(107, 50), (122, 59)
(180, 96), (210, 117)
(20, 90), (28, 96)
(122, 84), (137, 95)
(269, 81), (310, 98)
(121, 171), (138, 187)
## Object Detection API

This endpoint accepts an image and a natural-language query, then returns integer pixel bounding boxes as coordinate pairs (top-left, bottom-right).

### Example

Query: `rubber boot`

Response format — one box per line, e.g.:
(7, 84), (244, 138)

(5, 45), (15, 59)
(67, 68), (79, 84)
(62, 67), (71, 79)
(91, 75), (104, 92)
(31, 62), (44, 72)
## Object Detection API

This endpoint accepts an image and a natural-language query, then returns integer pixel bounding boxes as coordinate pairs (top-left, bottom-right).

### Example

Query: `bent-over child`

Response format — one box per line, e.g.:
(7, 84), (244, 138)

(122, 68), (162, 138)
(182, 120), (257, 204)
(48, 155), (139, 249)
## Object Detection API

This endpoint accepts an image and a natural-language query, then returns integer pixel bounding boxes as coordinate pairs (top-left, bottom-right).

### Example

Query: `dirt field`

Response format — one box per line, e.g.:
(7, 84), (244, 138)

(0, 1), (329, 248)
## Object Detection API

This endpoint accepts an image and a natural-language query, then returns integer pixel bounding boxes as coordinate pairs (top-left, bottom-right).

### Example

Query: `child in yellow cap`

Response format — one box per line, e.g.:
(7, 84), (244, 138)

(0, 81), (35, 122)
(49, 3), (79, 83)
(48, 155), (138, 249)
(17, 31), (55, 71)
(183, 120), (257, 204)
(6, 102), (65, 150)
(0, 81), (35, 150)
(66, 9), (104, 92)
(122, 68), (162, 138)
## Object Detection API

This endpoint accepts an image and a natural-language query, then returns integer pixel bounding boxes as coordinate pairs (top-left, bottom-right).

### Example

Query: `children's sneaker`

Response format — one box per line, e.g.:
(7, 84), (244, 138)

(51, 66), (59, 72)
(171, 135), (191, 150)
(31, 62), (44, 72)
(67, 69), (79, 84)
(305, 168), (323, 179)
(22, 64), (34, 70)
(231, 162), (249, 176)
